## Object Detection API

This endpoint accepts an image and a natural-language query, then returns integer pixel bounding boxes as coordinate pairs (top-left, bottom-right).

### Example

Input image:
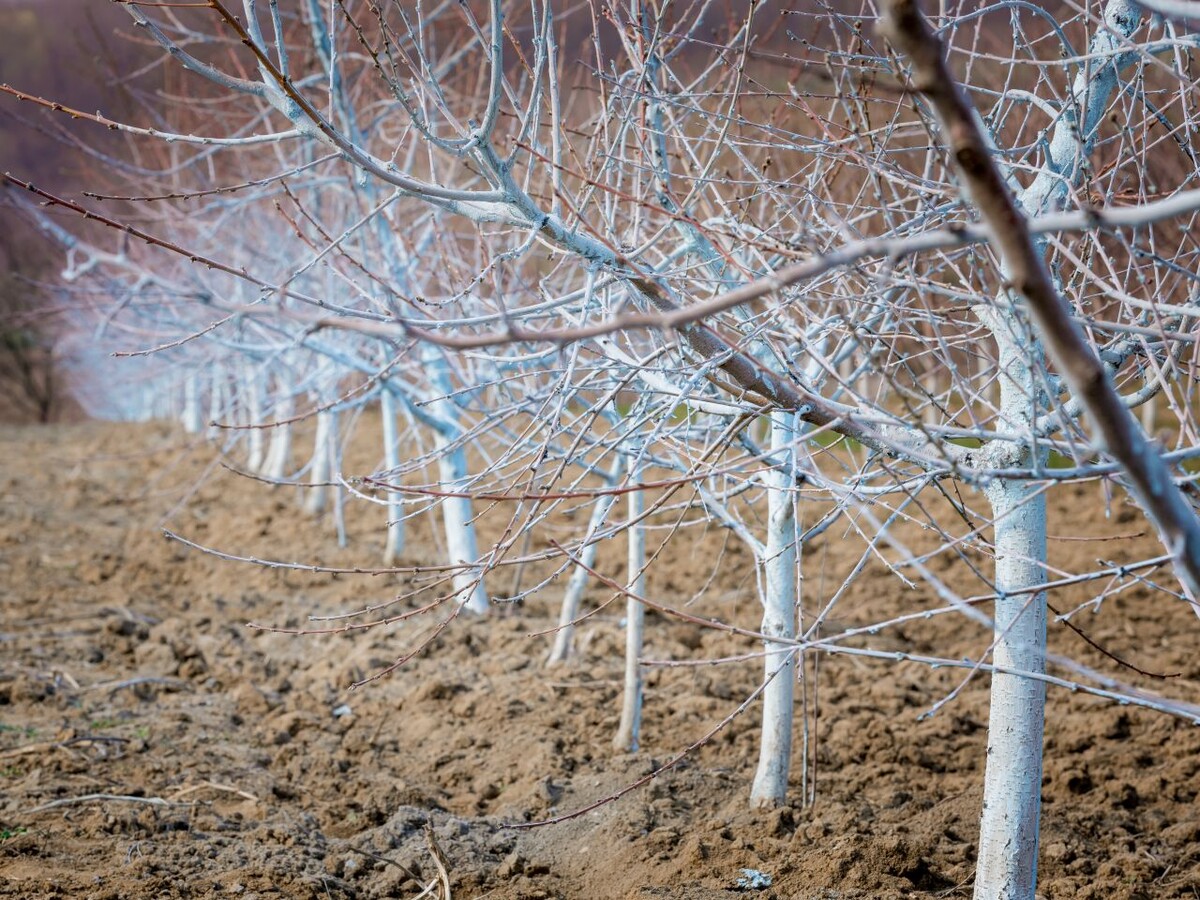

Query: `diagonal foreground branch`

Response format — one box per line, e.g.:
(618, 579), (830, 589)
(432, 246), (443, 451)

(879, 0), (1200, 605)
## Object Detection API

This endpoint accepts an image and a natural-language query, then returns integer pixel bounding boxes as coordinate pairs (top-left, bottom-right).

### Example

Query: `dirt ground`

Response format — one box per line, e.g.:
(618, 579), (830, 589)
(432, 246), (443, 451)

(2, 420), (1200, 900)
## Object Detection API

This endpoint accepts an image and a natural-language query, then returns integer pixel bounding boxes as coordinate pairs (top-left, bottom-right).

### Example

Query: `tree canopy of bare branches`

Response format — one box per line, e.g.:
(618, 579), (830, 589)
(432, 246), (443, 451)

(6, 2), (1200, 897)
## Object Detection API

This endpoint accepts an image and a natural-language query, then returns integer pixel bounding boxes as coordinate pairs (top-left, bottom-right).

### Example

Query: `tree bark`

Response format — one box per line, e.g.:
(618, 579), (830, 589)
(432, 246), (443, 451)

(262, 390), (292, 479)
(433, 433), (489, 614)
(181, 373), (202, 434)
(304, 406), (332, 515)
(750, 412), (798, 809)
(245, 366), (265, 473)
(547, 455), (624, 665)
(614, 453), (646, 752)
(978, 477), (1047, 900)
(381, 388), (405, 564)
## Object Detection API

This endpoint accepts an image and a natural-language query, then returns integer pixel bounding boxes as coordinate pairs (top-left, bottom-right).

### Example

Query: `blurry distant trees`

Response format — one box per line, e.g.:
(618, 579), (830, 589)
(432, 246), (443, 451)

(0, 235), (65, 423)
(0, 0), (155, 422)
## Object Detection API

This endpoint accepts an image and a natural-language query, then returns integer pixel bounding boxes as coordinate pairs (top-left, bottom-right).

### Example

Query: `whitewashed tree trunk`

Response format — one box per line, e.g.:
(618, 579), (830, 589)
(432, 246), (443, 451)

(433, 431), (489, 614)
(419, 346), (489, 614)
(547, 454), (625, 665)
(332, 413), (347, 547)
(206, 363), (223, 440)
(614, 453), (646, 752)
(977, 477), (1047, 900)
(971, 302), (1049, 899)
(381, 388), (405, 564)
(304, 406), (332, 515)
(181, 373), (202, 434)
(244, 366), (265, 473)
(136, 384), (153, 422)
(261, 390), (293, 479)
(750, 412), (798, 809)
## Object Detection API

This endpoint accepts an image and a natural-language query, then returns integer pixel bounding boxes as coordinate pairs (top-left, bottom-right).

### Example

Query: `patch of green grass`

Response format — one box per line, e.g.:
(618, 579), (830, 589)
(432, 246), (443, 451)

(0, 827), (28, 842)
(806, 430), (861, 451)
(88, 718), (121, 730)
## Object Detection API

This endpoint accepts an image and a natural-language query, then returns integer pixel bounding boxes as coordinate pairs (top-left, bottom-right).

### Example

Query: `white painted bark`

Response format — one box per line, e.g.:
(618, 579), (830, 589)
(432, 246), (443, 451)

(614, 454), (646, 753)
(245, 366), (265, 473)
(331, 412), (347, 547)
(261, 391), (293, 479)
(304, 407), (332, 515)
(433, 431), (489, 614)
(135, 385), (153, 422)
(380, 389), (405, 564)
(181, 373), (203, 434)
(206, 364), (223, 441)
(977, 478), (1047, 900)
(546, 455), (624, 665)
(422, 346), (489, 614)
(750, 412), (798, 809)
(972, 308), (1049, 900)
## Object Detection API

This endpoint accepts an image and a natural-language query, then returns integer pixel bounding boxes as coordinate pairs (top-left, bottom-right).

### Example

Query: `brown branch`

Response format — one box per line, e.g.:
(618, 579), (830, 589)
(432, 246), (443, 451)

(1046, 601), (1180, 681)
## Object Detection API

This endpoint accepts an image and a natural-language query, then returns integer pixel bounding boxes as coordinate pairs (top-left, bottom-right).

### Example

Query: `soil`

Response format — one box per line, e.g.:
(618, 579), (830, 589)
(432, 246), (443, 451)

(2, 420), (1200, 900)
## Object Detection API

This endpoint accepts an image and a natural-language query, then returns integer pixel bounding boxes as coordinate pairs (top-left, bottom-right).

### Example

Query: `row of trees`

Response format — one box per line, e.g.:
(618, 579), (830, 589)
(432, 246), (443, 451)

(6, 1), (1200, 897)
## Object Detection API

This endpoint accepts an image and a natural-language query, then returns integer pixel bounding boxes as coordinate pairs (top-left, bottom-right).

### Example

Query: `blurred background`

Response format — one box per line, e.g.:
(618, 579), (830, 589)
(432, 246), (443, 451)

(0, 0), (157, 422)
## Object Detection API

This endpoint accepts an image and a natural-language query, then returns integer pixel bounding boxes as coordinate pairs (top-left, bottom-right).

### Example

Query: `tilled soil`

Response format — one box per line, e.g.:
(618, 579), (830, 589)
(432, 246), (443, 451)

(2, 421), (1199, 899)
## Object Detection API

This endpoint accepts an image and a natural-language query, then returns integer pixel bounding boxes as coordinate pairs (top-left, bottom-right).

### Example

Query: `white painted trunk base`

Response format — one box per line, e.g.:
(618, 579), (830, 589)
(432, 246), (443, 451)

(434, 437), (489, 615)
(181, 374), (202, 435)
(261, 392), (293, 479)
(245, 369), (264, 474)
(380, 390), (405, 564)
(547, 456), (624, 665)
(614, 458), (645, 752)
(206, 366), (223, 441)
(304, 408), (332, 515)
(975, 480), (1047, 900)
(750, 413), (798, 809)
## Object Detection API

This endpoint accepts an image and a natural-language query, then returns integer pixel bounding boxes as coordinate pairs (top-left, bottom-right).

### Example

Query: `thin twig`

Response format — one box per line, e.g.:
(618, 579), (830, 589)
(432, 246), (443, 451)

(25, 794), (191, 814)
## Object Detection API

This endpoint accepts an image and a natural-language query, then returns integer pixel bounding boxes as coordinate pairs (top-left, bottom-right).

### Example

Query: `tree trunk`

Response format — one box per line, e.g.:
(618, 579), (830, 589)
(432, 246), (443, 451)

(971, 302), (1049, 899)
(614, 453), (646, 752)
(181, 373), (202, 434)
(332, 413), (347, 547)
(976, 478), (1047, 900)
(381, 388), (405, 564)
(261, 390), (293, 479)
(245, 366), (265, 473)
(1140, 395), (1156, 434)
(206, 364), (223, 441)
(433, 431), (489, 614)
(547, 454), (624, 665)
(422, 346), (488, 614)
(304, 406), (332, 515)
(750, 412), (798, 809)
